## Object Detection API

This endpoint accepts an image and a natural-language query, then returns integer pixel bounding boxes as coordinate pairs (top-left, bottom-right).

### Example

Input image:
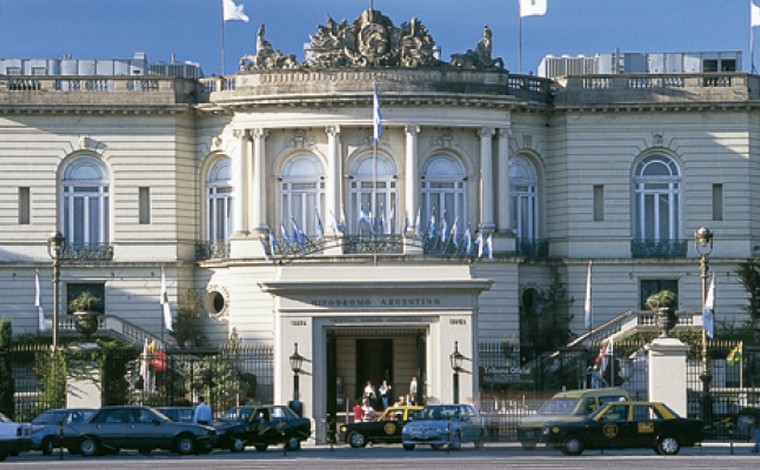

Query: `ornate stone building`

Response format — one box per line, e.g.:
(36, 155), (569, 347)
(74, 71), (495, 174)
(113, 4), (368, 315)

(0, 9), (754, 440)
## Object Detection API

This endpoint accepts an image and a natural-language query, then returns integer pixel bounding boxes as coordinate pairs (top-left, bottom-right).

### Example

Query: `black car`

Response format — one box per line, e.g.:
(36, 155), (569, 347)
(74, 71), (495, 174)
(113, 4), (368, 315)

(339, 405), (423, 448)
(236, 405), (311, 452)
(60, 405), (216, 456)
(156, 405), (252, 452)
(29, 408), (94, 455)
(543, 401), (705, 456)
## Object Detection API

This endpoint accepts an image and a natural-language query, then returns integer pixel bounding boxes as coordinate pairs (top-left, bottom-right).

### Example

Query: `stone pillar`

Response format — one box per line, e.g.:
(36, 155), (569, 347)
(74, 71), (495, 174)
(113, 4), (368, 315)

(478, 127), (495, 231)
(403, 125), (423, 254)
(251, 128), (267, 235)
(232, 129), (249, 235)
(323, 126), (344, 255)
(646, 337), (689, 416)
(493, 128), (515, 253)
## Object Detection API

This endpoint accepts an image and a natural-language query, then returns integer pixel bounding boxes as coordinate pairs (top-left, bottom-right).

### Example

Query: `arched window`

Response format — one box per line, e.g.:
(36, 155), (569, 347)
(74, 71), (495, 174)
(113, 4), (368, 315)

(62, 156), (110, 246)
(280, 154), (325, 236)
(206, 157), (232, 242)
(349, 153), (397, 234)
(510, 156), (539, 241)
(633, 154), (681, 242)
(421, 154), (467, 236)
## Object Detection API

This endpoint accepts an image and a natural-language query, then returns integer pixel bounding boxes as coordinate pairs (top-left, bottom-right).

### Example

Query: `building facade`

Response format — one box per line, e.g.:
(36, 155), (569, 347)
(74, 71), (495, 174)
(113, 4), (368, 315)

(0, 9), (756, 440)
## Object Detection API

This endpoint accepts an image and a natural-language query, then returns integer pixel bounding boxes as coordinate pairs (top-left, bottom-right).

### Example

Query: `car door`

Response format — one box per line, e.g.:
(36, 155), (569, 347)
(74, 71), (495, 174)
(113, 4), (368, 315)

(627, 404), (659, 448)
(127, 408), (169, 450)
(591, 404), (631, 449)
(90, 409), (130, 449)
(457, 405), (479, 442)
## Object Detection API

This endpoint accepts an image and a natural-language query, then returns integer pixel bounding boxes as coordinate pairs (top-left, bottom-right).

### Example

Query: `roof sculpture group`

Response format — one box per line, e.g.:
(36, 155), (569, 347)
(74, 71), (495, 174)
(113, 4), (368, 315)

(240, 9), (505, 72)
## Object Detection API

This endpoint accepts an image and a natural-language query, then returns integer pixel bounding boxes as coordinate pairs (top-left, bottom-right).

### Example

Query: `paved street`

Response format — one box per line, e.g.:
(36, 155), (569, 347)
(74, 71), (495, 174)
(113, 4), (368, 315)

(2, 443), (758, 469)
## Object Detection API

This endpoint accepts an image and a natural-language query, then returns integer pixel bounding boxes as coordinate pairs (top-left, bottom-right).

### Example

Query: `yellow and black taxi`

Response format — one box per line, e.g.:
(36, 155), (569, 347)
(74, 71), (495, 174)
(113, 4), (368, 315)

(339, 405), (423, 448)
(543, 401), (705, 456)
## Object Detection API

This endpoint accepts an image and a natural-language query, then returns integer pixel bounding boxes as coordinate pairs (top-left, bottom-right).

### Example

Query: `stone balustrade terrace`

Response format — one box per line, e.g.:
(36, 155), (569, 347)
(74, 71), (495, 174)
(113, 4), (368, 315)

(0, 76), (202, 109)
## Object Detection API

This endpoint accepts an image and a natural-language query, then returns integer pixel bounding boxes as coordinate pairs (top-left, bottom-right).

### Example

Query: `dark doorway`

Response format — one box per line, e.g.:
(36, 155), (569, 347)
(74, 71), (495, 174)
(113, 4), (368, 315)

(355, 338), (393, 404)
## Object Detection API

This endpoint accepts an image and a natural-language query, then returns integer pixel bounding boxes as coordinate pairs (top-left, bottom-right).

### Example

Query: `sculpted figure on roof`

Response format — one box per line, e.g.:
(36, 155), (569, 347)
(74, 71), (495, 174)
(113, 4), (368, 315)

(240, 24), (297, 71)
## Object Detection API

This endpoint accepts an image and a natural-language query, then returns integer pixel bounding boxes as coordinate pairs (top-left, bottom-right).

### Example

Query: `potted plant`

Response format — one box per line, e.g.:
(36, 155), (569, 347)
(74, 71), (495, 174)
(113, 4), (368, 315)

(646, 290), (678, 337)
(68, 291), (102, 337)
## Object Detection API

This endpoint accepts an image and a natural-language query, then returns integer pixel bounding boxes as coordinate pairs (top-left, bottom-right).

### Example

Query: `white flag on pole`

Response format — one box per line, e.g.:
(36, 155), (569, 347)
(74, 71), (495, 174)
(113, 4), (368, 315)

(373, 81), (382, 143)
(752, 1), (760, 27)
(161, 267), (173, 332)
(703, 273), (716, 339)
(223, 0), (249, 22)
(35, 269), (49, 332)
(584, 261), (593, 330)
(520, 0), (548, 18)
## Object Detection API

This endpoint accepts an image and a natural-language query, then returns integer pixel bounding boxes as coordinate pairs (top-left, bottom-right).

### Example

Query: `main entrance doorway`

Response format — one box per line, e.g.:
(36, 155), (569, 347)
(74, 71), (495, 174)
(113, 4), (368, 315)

(325, 328), (427, 424)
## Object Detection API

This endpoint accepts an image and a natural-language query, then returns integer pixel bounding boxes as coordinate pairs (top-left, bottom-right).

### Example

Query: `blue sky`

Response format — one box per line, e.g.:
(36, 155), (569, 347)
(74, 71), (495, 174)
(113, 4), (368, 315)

(0, 0), (754, 76)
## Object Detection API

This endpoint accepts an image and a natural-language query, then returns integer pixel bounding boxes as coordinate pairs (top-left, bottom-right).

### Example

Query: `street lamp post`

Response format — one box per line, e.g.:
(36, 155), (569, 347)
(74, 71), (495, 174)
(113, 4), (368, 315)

(695, 226), (714, 425)
(289, 343), (305, 416)
(46, 231), (65, 350)
(449, 341), (465, 404)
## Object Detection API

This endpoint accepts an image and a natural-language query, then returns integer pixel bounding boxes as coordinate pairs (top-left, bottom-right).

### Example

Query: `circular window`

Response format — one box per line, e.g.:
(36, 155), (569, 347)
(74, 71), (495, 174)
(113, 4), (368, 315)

(205, 290), (227, 318)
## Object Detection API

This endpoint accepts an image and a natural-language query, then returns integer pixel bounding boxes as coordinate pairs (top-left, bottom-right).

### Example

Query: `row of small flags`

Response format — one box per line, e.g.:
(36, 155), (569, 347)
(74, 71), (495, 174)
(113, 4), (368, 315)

(260, 207), (494, 261)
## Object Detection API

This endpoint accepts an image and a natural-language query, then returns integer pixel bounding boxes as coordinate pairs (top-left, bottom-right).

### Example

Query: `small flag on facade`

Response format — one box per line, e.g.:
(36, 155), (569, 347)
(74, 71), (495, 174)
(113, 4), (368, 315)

(373, 81), (382, 143)
(703, 273), (715, 339)
(160, 267), (173, 332)
(35, 269), (49, 332)
(584, 261), (593, 330)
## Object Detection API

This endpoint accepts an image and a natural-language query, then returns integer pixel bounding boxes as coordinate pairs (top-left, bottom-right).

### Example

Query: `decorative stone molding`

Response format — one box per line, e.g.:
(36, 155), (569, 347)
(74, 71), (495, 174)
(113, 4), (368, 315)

(653, 132), (664, 147)
(430, 129), (458, 148)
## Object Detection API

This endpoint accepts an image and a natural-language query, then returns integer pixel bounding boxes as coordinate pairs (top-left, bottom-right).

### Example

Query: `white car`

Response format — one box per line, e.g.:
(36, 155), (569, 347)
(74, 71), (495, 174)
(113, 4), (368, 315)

(0, 412), (32, 461)
(401, 404), (485, 451)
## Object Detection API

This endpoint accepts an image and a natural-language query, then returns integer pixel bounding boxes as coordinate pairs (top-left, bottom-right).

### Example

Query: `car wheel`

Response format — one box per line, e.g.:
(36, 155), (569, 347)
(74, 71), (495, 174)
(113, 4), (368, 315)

(520, 441), (536, 450)
(41, 436), (55, 456)
(560, 435), (584, 456)
(285, 436), (301, 451)
(347, 431), (368, 448)
(254, 443), (268, 452)
(402, 443), (415, 451)
(174, 435), (196, 455)
(79, 436), (101, 457)
(657, 435), (681, 455)
(230, 437), (246, 452)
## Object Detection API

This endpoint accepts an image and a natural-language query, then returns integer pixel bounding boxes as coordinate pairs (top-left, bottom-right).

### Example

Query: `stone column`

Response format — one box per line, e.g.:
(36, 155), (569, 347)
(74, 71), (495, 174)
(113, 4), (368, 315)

(493, 128), (515, 253)
(646, 337), (689, 416)
(232, 129), (249, 235)
(251, 128), (268, 235)
(325, 126), (341, 231)
(404, 125), (422, 254)
(324, 126), (343, 255)
(478, 127), (495, 230)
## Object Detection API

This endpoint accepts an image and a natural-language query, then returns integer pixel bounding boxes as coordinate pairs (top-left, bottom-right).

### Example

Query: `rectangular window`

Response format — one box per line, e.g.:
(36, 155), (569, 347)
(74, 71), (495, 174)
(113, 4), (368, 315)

(593, 185), (604, 221)
(640, 279), (678, 309)
(712, 184), (723, 221)
(18, 187), (30, 225)
(138, 187), (151, 224)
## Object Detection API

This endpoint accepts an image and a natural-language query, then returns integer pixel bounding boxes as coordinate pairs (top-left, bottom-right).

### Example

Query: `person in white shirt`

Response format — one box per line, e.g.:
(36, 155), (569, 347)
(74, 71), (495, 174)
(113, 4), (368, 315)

(193, 396), (213, 426)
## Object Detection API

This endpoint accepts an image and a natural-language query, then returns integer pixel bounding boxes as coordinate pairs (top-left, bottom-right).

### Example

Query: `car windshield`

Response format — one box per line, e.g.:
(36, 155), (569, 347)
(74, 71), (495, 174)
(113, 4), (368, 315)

(419, 406), (459, 420)
(32, 411), (67, 424)
(536, 398), (580, 416)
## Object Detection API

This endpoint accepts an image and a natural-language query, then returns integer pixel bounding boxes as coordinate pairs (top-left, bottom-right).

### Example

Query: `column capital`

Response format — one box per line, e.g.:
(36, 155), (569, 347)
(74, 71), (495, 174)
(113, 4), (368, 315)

(497, 128), (511, 140)
(478, 127), (495, 139)
(251, 128), (268, 140)
(404, 124), (420, 136)
(233, 128), (250, 140)
(325, 125), (341, 137)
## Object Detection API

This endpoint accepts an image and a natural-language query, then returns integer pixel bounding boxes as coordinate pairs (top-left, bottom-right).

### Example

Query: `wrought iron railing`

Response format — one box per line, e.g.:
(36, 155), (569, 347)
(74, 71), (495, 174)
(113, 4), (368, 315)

(61, 243), (114, 261)
(343, 235), (404, 254)
(516, 238), (548, 259)
(195, 241), (231, 260)
(631, 239), (688, 258)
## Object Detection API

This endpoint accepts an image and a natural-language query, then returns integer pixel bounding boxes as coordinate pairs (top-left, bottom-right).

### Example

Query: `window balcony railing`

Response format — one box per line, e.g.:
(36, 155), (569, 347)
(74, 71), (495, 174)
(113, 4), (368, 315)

(631, 239), (688, 258)
(61, 243), (114, 261)
(195, 241), (231, 260)
(343, 235), (404, 254)
(516, 238), (548, 259)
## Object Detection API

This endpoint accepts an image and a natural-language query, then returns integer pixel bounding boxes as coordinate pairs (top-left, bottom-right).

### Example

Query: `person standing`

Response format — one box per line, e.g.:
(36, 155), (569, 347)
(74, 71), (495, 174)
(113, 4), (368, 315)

(409, 376), (418, 405)
(193, 395), (213, 426)
(379, 380), (391, 410)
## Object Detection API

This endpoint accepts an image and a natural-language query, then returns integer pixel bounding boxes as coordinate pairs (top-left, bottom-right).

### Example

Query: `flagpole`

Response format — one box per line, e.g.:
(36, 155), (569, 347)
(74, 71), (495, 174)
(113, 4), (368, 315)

(518, 1), (523, 74)
(221, 0), (226, 76)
